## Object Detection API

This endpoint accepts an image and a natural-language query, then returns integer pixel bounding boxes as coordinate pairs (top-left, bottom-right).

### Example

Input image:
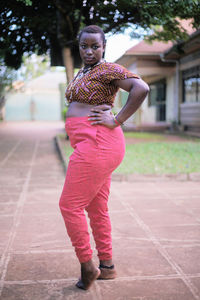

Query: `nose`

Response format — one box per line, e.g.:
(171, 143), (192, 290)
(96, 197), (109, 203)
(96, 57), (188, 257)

(86, 47), (92, 55)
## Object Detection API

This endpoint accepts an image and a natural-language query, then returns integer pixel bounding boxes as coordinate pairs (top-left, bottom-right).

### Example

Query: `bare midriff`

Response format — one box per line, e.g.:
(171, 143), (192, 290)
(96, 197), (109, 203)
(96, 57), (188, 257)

(66, 102), (111, 119)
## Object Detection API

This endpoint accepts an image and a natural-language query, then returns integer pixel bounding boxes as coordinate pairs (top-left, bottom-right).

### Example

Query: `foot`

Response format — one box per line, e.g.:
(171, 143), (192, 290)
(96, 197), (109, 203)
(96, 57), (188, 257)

(98, 264), (117, 280)
(76, 260), (100, 290)
(98, 260), (117, 280)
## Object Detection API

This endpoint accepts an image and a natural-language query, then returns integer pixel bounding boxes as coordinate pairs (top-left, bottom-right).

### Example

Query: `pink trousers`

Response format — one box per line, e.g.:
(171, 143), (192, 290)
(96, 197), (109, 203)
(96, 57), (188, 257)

(59, 116), (125, 263)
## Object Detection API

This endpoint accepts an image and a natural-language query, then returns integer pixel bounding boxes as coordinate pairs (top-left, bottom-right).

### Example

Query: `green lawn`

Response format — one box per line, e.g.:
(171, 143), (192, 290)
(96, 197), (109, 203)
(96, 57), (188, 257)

(59, 132), (200, 175)
(115, 142), (200, 174)
(124, 131), (167, 140)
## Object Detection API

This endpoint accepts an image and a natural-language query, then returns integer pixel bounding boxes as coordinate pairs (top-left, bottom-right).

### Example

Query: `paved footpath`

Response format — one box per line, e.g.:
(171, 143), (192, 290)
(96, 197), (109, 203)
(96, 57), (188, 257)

(0, 121), (200, 300)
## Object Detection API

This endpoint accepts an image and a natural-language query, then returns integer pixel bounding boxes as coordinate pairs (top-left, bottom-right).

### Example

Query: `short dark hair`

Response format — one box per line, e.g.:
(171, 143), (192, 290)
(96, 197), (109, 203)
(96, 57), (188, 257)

(78, 25), (106, 45)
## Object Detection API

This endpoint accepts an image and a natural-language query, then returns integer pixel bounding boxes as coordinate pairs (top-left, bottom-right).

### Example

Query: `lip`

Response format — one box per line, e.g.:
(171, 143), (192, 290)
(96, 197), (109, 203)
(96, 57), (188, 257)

(84, 57), (95, 62)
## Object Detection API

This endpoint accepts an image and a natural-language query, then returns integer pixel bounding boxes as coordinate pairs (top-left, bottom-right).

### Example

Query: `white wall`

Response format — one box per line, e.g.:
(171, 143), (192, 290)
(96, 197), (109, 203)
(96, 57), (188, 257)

(141, 97), (156, 124)
(5, 90), (61, 121)
(166, 75), (175, 123)
(5, 71), (66, 121)
(128, 62), (137, 74)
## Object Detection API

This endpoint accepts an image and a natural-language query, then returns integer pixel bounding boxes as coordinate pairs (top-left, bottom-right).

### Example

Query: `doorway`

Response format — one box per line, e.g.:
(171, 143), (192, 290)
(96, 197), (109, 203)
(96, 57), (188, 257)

(149, 80), (166, 121)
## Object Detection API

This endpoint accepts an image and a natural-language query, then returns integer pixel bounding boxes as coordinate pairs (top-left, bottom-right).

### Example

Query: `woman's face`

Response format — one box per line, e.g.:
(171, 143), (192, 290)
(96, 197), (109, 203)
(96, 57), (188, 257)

(79, 32), (105, 67)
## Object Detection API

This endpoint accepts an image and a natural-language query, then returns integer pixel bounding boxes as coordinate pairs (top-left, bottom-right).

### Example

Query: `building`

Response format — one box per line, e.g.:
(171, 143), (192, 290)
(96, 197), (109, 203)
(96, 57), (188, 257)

(115, 21), (200, 135)
(5, 71), (66, 121)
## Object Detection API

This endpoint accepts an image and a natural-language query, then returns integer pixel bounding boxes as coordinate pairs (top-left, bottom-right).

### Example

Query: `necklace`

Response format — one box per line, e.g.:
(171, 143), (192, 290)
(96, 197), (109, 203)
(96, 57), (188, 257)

(65, 60), (105, 105)
(76, 59), (105, 80)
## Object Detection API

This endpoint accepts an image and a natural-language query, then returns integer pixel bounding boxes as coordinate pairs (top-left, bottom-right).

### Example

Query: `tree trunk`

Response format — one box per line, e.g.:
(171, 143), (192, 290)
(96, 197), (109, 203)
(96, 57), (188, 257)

(62, 47), (74, 83)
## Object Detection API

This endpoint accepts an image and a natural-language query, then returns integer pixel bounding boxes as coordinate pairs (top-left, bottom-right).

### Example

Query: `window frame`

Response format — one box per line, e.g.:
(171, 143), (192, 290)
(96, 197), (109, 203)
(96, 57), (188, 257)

(182, 66), (200, 103)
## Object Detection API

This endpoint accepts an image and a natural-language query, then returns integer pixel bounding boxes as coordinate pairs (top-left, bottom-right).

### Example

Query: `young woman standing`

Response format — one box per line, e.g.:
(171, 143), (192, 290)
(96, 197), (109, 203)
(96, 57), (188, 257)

(59, 25), (149, 290)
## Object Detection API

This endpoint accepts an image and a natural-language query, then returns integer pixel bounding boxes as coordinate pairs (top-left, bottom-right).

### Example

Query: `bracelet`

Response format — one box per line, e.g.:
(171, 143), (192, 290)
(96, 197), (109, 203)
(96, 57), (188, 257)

(114, 116), (123, 126)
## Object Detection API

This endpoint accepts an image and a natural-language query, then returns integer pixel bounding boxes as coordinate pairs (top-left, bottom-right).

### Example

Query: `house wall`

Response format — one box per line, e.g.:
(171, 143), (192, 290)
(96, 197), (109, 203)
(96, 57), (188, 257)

(114, 91), (137, 127)
(179, 51), (200, 130)
(5, 90), (61, 121)
(180, 51), (200, 71)
(122, 62), (156, 125)
(115, 90), (154, 126)
(5, 71), (66, 121)
(166, 75), (175, 123)
(128, 62), (137, 74)
(125, 61), (175, 125)
(141, 98), (156, 124)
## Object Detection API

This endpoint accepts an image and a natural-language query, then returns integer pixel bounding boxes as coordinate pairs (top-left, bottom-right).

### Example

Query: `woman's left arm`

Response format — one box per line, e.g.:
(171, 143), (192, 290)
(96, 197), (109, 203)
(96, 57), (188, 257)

(113, 77), (149, 125)
(88, 77), (149, 128)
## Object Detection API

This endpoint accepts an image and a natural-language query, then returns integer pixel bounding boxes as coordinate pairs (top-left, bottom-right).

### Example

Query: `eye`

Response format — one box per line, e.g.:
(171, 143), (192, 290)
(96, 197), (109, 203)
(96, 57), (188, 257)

(80, 44), (87, 49)
(92, 45), (99, 50)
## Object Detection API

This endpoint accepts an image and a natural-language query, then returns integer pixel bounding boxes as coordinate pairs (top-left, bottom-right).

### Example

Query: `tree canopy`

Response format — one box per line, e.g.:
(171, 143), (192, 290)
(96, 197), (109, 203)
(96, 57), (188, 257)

(1, 0), (200, 81)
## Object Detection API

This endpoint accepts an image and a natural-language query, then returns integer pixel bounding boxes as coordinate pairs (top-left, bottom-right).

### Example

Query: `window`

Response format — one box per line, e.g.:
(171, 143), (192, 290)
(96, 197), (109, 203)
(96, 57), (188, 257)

(149, 80), (166, 106)
(183, 66), (200, 103)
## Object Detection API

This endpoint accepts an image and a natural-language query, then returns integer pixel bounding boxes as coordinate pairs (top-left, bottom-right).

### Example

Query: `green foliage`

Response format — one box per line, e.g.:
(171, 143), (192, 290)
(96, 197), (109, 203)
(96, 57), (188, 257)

(0, 59), (17, 113)
(0, 59), (17, 96)
(1, 0), (200, 70)
(62, 107), (68, 121)
(18, 54), (50, 81)
(16, 0), (32, 5)
(0, 0), (57, 69)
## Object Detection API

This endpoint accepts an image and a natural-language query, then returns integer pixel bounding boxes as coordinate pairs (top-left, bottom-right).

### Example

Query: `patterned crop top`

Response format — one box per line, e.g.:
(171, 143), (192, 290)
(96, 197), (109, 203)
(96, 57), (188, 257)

(65, 62), (139, 106)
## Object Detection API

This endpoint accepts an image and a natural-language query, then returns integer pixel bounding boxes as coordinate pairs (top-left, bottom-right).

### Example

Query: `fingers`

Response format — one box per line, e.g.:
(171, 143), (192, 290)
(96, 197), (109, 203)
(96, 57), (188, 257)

(90, 120), (103, 125)
(90, 109), (103, 114)
(88, 108), (115, 128)
(88, 112), (102, 122)
(88, 110), (111, 118)
(88, 114), (102, 121)
(88, 116), (101, 121)
(88, 112), (103, 117)
(91, 104), (112, 112)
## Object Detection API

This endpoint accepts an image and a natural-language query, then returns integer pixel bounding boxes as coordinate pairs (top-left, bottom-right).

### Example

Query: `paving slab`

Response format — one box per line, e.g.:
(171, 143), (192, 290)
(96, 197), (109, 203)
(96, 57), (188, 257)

(0, 121), (200, 300)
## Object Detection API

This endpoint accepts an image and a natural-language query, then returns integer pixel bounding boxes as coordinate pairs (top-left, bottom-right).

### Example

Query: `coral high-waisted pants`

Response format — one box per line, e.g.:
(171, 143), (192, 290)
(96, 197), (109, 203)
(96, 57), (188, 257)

(59, 116), (125, 263)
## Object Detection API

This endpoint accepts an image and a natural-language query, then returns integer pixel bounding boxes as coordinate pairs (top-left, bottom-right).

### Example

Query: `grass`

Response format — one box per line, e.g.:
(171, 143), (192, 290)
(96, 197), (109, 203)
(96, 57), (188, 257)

(115, 142), (200, 174)
(123, 131), (200, 142)
(124, 131), (166, 140)
(58, 132), (200, 175)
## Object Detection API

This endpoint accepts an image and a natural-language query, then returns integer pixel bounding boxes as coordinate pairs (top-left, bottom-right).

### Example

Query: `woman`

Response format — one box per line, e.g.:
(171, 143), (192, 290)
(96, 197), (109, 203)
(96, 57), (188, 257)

(59, 25), (149, 290)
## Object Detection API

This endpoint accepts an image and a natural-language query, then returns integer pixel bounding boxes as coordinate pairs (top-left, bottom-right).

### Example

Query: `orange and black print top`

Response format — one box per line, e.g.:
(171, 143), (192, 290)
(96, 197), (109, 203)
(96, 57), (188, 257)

(65, 62), (139, 106)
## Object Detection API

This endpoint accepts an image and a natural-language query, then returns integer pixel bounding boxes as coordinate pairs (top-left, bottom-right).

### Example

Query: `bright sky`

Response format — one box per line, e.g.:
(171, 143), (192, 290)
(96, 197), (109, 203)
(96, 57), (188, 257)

(105, 32), (139, 62)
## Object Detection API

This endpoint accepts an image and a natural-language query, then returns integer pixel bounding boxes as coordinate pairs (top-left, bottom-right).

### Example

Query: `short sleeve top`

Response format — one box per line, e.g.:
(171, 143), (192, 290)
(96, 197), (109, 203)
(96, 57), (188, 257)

(65, 62), (139, 106)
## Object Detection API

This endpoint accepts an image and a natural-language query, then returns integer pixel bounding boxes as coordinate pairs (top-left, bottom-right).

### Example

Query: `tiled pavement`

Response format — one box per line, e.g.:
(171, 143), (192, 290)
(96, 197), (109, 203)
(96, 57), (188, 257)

(0, 121), (200, 300)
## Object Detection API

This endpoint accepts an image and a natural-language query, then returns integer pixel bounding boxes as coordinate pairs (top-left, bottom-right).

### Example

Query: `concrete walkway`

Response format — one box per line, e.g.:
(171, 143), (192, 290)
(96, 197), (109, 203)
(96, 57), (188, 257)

(0, 121), (200, 300)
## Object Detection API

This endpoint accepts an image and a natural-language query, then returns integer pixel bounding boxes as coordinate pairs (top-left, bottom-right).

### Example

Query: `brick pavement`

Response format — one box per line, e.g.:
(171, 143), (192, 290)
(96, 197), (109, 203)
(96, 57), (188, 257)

(0, 121), (200, 300)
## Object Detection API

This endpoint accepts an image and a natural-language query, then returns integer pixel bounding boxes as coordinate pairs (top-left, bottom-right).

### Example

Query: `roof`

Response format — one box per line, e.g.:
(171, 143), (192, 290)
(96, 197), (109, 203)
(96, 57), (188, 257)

(125, 40), (173, 56)
(163, 28), (200, 59)
(118, 19), (196, 59)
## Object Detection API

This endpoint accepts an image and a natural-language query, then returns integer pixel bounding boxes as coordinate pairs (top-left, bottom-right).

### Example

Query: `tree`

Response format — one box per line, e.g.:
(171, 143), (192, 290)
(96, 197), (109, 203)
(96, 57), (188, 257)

(1, 0), (200, 82)
(18, 53), (50, 81)
(0, 59), (17, 119)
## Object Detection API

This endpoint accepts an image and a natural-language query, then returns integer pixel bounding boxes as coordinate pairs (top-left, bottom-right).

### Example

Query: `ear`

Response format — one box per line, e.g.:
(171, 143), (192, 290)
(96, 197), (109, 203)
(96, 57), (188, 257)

(103, 43), (106, 52)
(102, 43), (106, 58)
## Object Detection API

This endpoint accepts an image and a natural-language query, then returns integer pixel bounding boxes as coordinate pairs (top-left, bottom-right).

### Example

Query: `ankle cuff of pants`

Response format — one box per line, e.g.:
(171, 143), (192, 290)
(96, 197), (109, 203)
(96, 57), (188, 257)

(79, 255), (93, 264)
(98, 255), (112, 261)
